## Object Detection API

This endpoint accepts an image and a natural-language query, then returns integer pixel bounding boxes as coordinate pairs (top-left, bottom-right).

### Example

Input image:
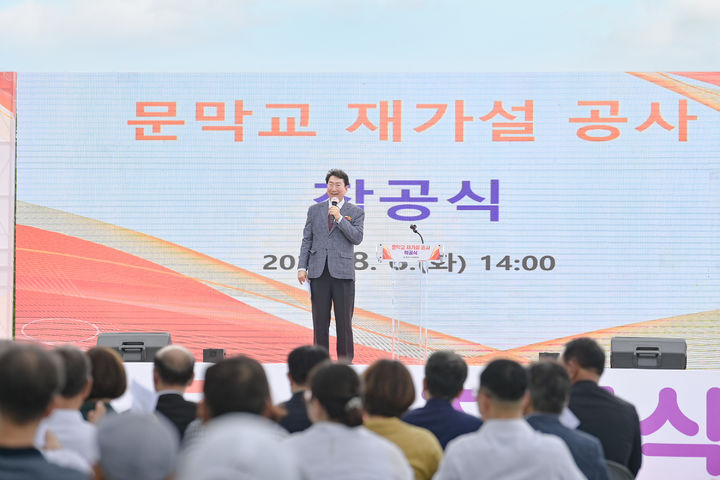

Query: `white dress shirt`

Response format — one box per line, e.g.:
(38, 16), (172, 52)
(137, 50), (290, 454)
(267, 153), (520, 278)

(434, 418), (586, 480)
(35, 408), (98, 466)
(41, 448), (93, 475)
(284, 421), (413, 480)
(177, 413), (301, 480)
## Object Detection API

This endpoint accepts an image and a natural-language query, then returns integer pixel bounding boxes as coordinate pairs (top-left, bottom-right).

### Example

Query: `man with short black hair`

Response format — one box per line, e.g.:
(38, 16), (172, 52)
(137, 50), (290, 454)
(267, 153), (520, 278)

(434, 359), (584, 480)
(279, 345), (330, 433)
(0, 344), (88, 479)
(563, 337), (642, 477)
(35, 346), (98, 471)
(178, 355), (302, 480)
(153, 345), (197, 439)
(402, 351), (482, 448)
(199, 355), (273, 420)
(526, 361), (610, 480)
(298, 169), (364, 362)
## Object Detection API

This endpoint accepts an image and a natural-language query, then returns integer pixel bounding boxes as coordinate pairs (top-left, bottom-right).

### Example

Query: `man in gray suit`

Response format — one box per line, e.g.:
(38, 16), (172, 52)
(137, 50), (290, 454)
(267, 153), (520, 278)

(298, 169), (364, 362)
(525, 361), (610, 480)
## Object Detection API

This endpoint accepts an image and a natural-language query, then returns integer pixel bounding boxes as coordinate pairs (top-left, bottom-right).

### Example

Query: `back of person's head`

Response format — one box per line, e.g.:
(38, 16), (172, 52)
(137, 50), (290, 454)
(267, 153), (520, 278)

(54, 345), (92, 399)
(0, 344), (63, 425)
(309, 362), (362, 427)
(425, 350), (468, 400)
(154, 345), (195, 386)
(480, 359), (527, 403)
(562, 337), (605, 376)
(527, 361), (571, 414)
(97, 413), (179, 480)
(362, 359), (415, 417)
(287, 345), (330, 386)
(87, 347), (127, 400)
(0, 339), (15, 354)
(203, 355), (270, 418)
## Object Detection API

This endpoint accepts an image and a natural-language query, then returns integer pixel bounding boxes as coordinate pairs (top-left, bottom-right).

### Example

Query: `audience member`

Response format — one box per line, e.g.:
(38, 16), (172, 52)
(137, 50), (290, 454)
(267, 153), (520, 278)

(95, 413), (179, 480)
(435, 359), (584, 480)
(363, 359), (442, 480)
(0, 337), (646, 480)
(177, 355), (302, 479)
(198, 355), (280, 420)
(285, 362), (413, 479)
(562, 337), (643, 477)
(279, 345), (330, 433)
(80, 347), (127, 421)
(0, 339), (14, 353)
(153, 345), (197, 439)
(526, 361), (610, 480)
(0, 343), (88, 479)
(35, 346), (98, 471)
(402, 351), (482, 448)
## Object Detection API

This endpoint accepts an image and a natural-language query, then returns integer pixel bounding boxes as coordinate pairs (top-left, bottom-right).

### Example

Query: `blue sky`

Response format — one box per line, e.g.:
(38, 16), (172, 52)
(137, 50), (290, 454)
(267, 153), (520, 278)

(1, 0), (719, 71)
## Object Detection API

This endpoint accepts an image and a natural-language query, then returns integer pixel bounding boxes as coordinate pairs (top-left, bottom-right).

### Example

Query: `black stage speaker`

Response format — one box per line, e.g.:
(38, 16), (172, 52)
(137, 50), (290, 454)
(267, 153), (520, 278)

(203, 348), (226, 363)
(96, 332), (172, 362)
(610, 337), (687, 370)
(539, 352), (560, 361)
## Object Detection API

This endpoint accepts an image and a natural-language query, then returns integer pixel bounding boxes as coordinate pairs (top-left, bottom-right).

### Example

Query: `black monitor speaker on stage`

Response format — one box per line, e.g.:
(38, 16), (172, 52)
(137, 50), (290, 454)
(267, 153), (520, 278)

(96, 332), (172, 362)
(610, 337), (687, 370)
(539, 352), (560, 361)
(203, 348), (226, 363)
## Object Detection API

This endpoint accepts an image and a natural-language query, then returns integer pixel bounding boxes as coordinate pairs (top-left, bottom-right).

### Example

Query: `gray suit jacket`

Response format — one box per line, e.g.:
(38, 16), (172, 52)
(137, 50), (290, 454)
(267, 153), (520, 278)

(299, 201), (364, 280)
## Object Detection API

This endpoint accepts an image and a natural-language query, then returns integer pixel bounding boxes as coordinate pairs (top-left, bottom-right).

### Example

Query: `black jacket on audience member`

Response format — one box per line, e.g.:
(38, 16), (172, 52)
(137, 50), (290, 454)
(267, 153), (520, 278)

(279, 391), (311, 433)
(567, 380), (642, 477)
(155, 393), (198, 440)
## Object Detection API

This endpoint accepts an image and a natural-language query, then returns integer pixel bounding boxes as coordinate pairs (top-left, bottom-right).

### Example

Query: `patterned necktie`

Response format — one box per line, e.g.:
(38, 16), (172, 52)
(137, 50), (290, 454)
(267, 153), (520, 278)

(328, 213), (333, 231)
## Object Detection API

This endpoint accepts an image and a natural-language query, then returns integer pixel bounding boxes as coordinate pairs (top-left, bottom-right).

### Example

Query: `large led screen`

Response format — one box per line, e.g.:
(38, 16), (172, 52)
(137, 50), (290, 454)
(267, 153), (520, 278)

(14, 73), (720, 366)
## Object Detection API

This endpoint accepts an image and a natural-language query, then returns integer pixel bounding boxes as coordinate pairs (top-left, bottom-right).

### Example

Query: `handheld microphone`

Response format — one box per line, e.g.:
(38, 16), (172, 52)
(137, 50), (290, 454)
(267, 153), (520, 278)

(330, 197), (339, 224)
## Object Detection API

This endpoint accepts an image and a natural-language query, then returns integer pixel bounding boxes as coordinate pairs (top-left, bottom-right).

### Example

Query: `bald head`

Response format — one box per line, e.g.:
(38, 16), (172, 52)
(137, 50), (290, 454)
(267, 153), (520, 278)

(153, 345), (195, 391)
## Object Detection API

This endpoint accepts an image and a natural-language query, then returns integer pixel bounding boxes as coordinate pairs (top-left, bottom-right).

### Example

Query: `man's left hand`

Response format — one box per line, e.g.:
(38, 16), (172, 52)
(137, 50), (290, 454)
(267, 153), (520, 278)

(329, 206), (341, 221)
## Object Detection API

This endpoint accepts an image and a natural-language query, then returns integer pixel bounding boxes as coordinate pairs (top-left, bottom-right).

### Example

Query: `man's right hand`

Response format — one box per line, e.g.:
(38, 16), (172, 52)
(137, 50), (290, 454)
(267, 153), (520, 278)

(298, 270), (308, 285)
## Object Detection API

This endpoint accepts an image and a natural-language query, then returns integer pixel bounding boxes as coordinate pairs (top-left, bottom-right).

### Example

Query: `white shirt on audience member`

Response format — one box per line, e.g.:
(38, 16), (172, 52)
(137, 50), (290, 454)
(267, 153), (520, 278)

(284, 422), (413, 480)
(177, 413), (300, 480)
(434, 418), (586, 480)
(42, 448), (93, 475)
(35, 409), (98, 466)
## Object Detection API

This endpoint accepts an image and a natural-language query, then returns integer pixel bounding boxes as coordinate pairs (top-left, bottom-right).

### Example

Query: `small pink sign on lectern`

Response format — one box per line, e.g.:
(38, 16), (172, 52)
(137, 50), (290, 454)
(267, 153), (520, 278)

(377, 243), (442, 262)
